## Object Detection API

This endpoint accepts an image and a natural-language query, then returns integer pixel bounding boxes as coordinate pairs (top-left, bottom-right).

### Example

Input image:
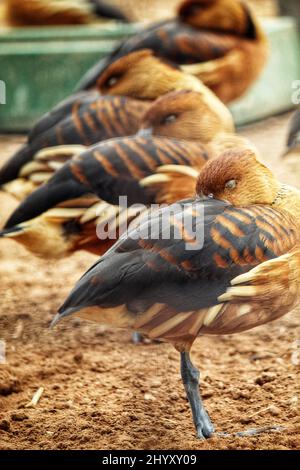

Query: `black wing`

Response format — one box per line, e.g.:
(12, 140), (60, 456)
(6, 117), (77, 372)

(89, 0), (129, 22)
(0, 94), (147, 187)
(76, 20), (237, 90)
(0, 91), (97, 186)
(4, 136), (207, 228)
(58, 199), (298, 319)
(28, 91), (99, 143)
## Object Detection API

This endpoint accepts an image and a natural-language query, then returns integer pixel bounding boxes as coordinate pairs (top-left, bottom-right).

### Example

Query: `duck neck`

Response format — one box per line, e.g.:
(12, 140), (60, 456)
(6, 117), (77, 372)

(209, 133), (256, 155)
(272, 183), (300, 226)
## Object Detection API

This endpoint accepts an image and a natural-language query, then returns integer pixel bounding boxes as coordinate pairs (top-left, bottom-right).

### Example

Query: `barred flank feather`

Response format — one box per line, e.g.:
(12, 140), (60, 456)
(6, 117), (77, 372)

(56, 199), (300, 344)
(0, 96), (149, 192)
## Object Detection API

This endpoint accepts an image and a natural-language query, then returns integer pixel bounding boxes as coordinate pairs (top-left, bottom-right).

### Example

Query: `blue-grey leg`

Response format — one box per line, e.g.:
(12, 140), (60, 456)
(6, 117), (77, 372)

(132, 331), (143, 344)
(180, 351), (214, 439)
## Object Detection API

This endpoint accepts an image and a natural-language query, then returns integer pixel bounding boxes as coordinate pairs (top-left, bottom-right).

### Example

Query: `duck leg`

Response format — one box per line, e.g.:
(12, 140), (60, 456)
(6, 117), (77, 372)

(131, 331), (143, 344)
(180, 351), (214, 439)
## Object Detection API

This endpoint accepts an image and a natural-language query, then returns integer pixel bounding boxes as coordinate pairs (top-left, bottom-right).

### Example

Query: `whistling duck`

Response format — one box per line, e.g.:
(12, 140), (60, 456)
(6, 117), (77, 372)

(77, 0), (268, 104)
(0, 50), (232, 199)
(282, 107), (300, 171)
(278, 108), (300, 188)
(54, 149), (300, 438)
(0, 136), (208, 257)
(0, 89), (239, 258)
(1, 0), (128, 26)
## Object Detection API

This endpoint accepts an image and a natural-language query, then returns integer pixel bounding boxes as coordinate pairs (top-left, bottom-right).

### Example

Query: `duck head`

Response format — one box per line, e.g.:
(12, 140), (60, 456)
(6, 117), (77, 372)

(138, 89), (234, 142)
(196, 149), (280, 205)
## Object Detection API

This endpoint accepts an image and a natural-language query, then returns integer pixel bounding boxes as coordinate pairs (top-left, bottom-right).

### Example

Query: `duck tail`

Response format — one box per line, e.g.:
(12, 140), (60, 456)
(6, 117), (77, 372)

(3, 164), (87, 229)
(0, 225), (24, 238)
(89, 0), (129, 22)
(0, 145), (33, 187)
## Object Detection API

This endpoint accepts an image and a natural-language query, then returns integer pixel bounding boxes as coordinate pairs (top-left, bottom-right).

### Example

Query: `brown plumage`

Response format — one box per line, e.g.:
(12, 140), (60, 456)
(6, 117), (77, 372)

(78, 0), (268, 104)
(2, 197), (143, 258)
(1, 0), (128, 26)
(0, 50), (232, 198)
(54, 149), (300, 439)
(11, 88), (234, 199)
(179, 0), (268, 103)
(1, 95), (149, 200)
(0, 135), (209, 258)
(0, 89), (239, 259)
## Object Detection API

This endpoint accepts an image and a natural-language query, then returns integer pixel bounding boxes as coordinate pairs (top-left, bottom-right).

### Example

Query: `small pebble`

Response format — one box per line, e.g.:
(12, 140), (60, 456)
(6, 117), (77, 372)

(150, 379), (162, 388)
(169, 392), (179, 401)
(255, 372), (276, 386)
(232, 390), (250, 400)
(144, 393), (155, 401)
(0, 419), (11, 431)
(240, 416), (253, 425)
(73, 353), (83, 364)
(268, 405), (281, 416)
(51, 384), (61, 390)
(262, 383), (274, 392)
(10, 411), (29, 422)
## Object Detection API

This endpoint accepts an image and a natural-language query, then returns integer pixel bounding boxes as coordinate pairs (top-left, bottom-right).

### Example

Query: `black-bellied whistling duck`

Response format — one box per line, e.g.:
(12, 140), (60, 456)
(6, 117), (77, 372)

(0, 90), (240, 258)
(0, 50), (232, 199)
(54, 149), (300, 438)
(1, 0), (128, 26)
(77, 0), (268, 104)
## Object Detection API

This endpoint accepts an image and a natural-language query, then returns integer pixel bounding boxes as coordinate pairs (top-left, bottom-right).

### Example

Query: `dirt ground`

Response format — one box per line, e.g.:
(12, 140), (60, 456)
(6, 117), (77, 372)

(0, 113), (299, 450)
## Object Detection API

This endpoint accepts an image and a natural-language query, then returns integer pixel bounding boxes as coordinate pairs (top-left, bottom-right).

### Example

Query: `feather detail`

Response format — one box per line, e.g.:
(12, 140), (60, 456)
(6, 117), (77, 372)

(140, 164), (199, 204)
(35, 145), (87, 162)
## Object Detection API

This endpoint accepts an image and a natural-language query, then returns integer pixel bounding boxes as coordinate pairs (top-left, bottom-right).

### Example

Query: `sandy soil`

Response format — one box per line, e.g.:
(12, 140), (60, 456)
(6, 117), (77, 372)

(0, 114), (299, 450)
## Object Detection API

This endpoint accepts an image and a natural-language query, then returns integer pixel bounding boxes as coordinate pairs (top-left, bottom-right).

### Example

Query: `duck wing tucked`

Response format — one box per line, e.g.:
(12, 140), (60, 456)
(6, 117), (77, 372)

(57, 199), (300, 347)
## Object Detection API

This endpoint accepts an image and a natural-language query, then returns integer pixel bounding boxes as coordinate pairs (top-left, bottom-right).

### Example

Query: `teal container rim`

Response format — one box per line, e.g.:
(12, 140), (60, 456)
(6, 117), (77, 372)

(0, 23), (140, 42)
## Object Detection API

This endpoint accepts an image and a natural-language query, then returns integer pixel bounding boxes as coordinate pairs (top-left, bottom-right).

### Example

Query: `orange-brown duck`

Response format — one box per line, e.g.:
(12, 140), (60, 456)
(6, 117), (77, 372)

(54, 149), (300, 438)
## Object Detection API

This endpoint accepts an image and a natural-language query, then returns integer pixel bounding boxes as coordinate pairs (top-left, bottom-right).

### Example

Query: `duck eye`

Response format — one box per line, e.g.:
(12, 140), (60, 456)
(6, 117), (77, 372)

(225, 179), (237, 190)
(107, 76), (119, 87)
(162, 114), (177, 125)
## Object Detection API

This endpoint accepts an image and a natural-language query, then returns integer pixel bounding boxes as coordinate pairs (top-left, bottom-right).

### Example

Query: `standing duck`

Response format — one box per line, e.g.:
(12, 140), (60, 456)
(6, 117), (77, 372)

(54, 149), (300, 438)
(78, 0), (268, 104)
(0, 50), (231, 199)
(0, 89), (239, 258)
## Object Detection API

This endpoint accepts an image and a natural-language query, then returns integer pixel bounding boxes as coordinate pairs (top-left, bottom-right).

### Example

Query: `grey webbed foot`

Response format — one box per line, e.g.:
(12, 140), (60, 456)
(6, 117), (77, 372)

(196, 407), (215, 439)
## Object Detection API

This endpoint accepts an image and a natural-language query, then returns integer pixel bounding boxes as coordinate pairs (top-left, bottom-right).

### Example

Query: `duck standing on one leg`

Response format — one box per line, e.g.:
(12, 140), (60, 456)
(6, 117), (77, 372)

(53, 149), (300, 438)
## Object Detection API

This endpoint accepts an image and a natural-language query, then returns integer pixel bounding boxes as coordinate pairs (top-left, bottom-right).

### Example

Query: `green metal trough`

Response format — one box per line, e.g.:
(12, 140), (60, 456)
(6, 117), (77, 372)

(0, 18), (299, 132)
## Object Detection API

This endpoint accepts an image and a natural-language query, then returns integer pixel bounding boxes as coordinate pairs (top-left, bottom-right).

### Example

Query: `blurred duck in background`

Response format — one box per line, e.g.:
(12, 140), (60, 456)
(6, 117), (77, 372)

(54, 149), (300, 438)
(0, 90), (247, 259)
(78, 0), (268, 104)
(280, 108), (300, 188)
(283, 107), (300, 162)
(0, 50), (233, 199)
(0, 0), (129, 26)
